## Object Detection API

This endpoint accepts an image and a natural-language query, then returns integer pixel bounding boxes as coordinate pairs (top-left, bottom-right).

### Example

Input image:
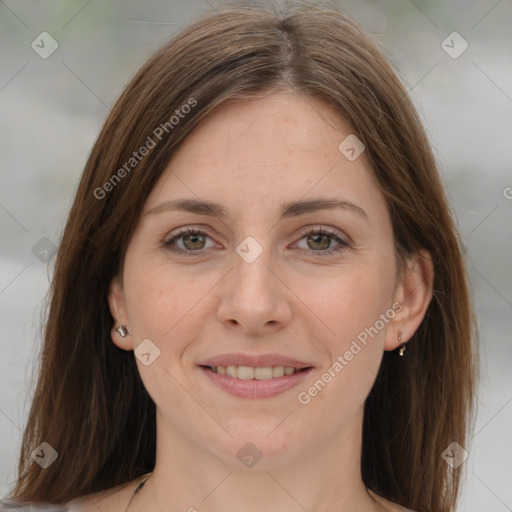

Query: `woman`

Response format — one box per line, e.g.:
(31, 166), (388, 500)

(2, 1), (479, 511)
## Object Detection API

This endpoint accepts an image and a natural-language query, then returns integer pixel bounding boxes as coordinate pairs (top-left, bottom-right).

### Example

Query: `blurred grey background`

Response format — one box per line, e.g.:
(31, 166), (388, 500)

(0, 0), (511, 510)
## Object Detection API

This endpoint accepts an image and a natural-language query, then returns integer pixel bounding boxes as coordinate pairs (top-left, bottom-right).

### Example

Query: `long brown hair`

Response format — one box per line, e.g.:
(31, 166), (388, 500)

(7, 2), (479, 511)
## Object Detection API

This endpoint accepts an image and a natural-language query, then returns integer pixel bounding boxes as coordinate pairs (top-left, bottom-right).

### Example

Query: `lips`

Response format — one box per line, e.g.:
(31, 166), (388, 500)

(198, 353), (314, 398)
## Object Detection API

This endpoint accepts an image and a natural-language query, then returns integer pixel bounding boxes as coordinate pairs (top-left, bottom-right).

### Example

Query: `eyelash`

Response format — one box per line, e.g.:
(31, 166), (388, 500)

(163, 226), (350, 257)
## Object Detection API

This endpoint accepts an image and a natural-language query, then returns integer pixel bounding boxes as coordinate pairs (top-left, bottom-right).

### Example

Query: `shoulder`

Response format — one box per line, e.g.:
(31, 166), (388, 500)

(0, 477), (141, 512)
(367, 489), (418, 512)
(65, 477), (140, 512)
(0, 502), (67, 511)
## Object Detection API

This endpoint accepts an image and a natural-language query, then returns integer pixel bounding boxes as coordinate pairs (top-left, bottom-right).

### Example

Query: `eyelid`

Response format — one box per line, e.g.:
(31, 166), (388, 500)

(295, 224), (350, 243)
(163, 224), (351, 256)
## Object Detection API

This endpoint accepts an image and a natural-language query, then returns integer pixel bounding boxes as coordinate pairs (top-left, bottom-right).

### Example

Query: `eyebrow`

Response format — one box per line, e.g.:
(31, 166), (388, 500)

(144, 197), (369, 222)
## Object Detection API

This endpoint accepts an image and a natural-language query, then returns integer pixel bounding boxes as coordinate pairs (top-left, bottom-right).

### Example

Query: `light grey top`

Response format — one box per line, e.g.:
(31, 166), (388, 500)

(0, 502), (68, 511)
(0, 473), (151, 512)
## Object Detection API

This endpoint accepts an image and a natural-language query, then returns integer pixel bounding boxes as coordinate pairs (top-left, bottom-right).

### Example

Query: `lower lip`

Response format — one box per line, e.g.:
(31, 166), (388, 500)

(199, 366), (312, 399)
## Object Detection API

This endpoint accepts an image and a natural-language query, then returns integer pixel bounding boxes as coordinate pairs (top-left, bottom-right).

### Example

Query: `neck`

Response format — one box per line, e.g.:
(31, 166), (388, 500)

(131, 406), (385, 512)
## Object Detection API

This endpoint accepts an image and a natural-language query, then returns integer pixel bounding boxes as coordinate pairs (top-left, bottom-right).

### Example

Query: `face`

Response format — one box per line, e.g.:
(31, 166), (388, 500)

(109, 91), (432, 470)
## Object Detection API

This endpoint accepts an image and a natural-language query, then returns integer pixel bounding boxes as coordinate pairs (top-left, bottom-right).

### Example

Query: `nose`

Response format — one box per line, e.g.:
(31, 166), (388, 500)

(215, 244), (293, 336)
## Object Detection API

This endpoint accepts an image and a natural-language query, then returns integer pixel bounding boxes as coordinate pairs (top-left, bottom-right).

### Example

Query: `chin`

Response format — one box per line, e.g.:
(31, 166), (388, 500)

(206, 419), (306, 469)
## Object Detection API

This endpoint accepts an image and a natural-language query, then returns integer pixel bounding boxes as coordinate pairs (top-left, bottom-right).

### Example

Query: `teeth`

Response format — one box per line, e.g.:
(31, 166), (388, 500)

(272, 366), (285, 378)
(254, 367), (273, 380)
(210, 365), (301, 380)
(238, 366), (255, 380)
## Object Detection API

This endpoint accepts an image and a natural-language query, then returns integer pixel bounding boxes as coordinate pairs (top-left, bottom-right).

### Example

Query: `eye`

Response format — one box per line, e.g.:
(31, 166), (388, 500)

(163, 226), (350, 257)
(293, 226), (350, 256)
(163, 227), (217, 256)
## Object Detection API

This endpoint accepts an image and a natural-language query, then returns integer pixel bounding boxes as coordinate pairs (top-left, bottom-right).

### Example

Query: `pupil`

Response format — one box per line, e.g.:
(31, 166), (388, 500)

(309, 234), (329, 250)
(185, 233), (204, 250)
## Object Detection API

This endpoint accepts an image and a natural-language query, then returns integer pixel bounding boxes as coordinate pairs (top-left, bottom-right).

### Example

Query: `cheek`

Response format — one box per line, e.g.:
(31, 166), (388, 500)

(121, 252), (192, 355)
(295, 256), (395, 417)
(122, 262), (198, 400)
(295, 278), (387, 430)
(300, 259), (395, 348)
(122, 255), (212, 360)
(125, 274), (173, 336)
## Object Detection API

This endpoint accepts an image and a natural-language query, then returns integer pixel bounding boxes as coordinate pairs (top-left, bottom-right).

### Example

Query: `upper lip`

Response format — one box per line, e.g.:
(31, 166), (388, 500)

(199, 353), (314, 369)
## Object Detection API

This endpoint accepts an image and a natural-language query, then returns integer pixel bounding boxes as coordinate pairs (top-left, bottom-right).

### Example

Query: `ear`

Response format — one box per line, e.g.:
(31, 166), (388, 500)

(108, 275), (134, 351)
(384, 249), (434, 351)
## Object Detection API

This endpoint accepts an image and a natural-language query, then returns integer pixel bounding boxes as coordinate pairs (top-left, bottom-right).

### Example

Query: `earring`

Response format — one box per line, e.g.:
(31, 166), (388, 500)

(117, 325), (127, 337)
(397, 330), (406, 356)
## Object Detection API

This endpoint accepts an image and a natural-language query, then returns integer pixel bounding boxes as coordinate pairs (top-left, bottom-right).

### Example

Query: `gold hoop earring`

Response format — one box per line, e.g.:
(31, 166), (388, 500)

(397, 330), (406, 356)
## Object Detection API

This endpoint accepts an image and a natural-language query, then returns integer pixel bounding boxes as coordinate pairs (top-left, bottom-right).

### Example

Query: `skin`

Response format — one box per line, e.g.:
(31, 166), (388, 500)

(69, 91), (433, 512)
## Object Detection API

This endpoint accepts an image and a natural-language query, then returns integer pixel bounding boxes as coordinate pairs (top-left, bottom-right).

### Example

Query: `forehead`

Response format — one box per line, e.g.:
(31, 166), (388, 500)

(171, 92), (352, 168)
(144, 92), (385, 221)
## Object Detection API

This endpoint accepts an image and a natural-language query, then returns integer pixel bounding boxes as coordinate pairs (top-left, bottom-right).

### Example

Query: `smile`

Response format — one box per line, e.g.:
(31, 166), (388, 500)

(209, 365), (303, 380)
(199, 363), (313, 399)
